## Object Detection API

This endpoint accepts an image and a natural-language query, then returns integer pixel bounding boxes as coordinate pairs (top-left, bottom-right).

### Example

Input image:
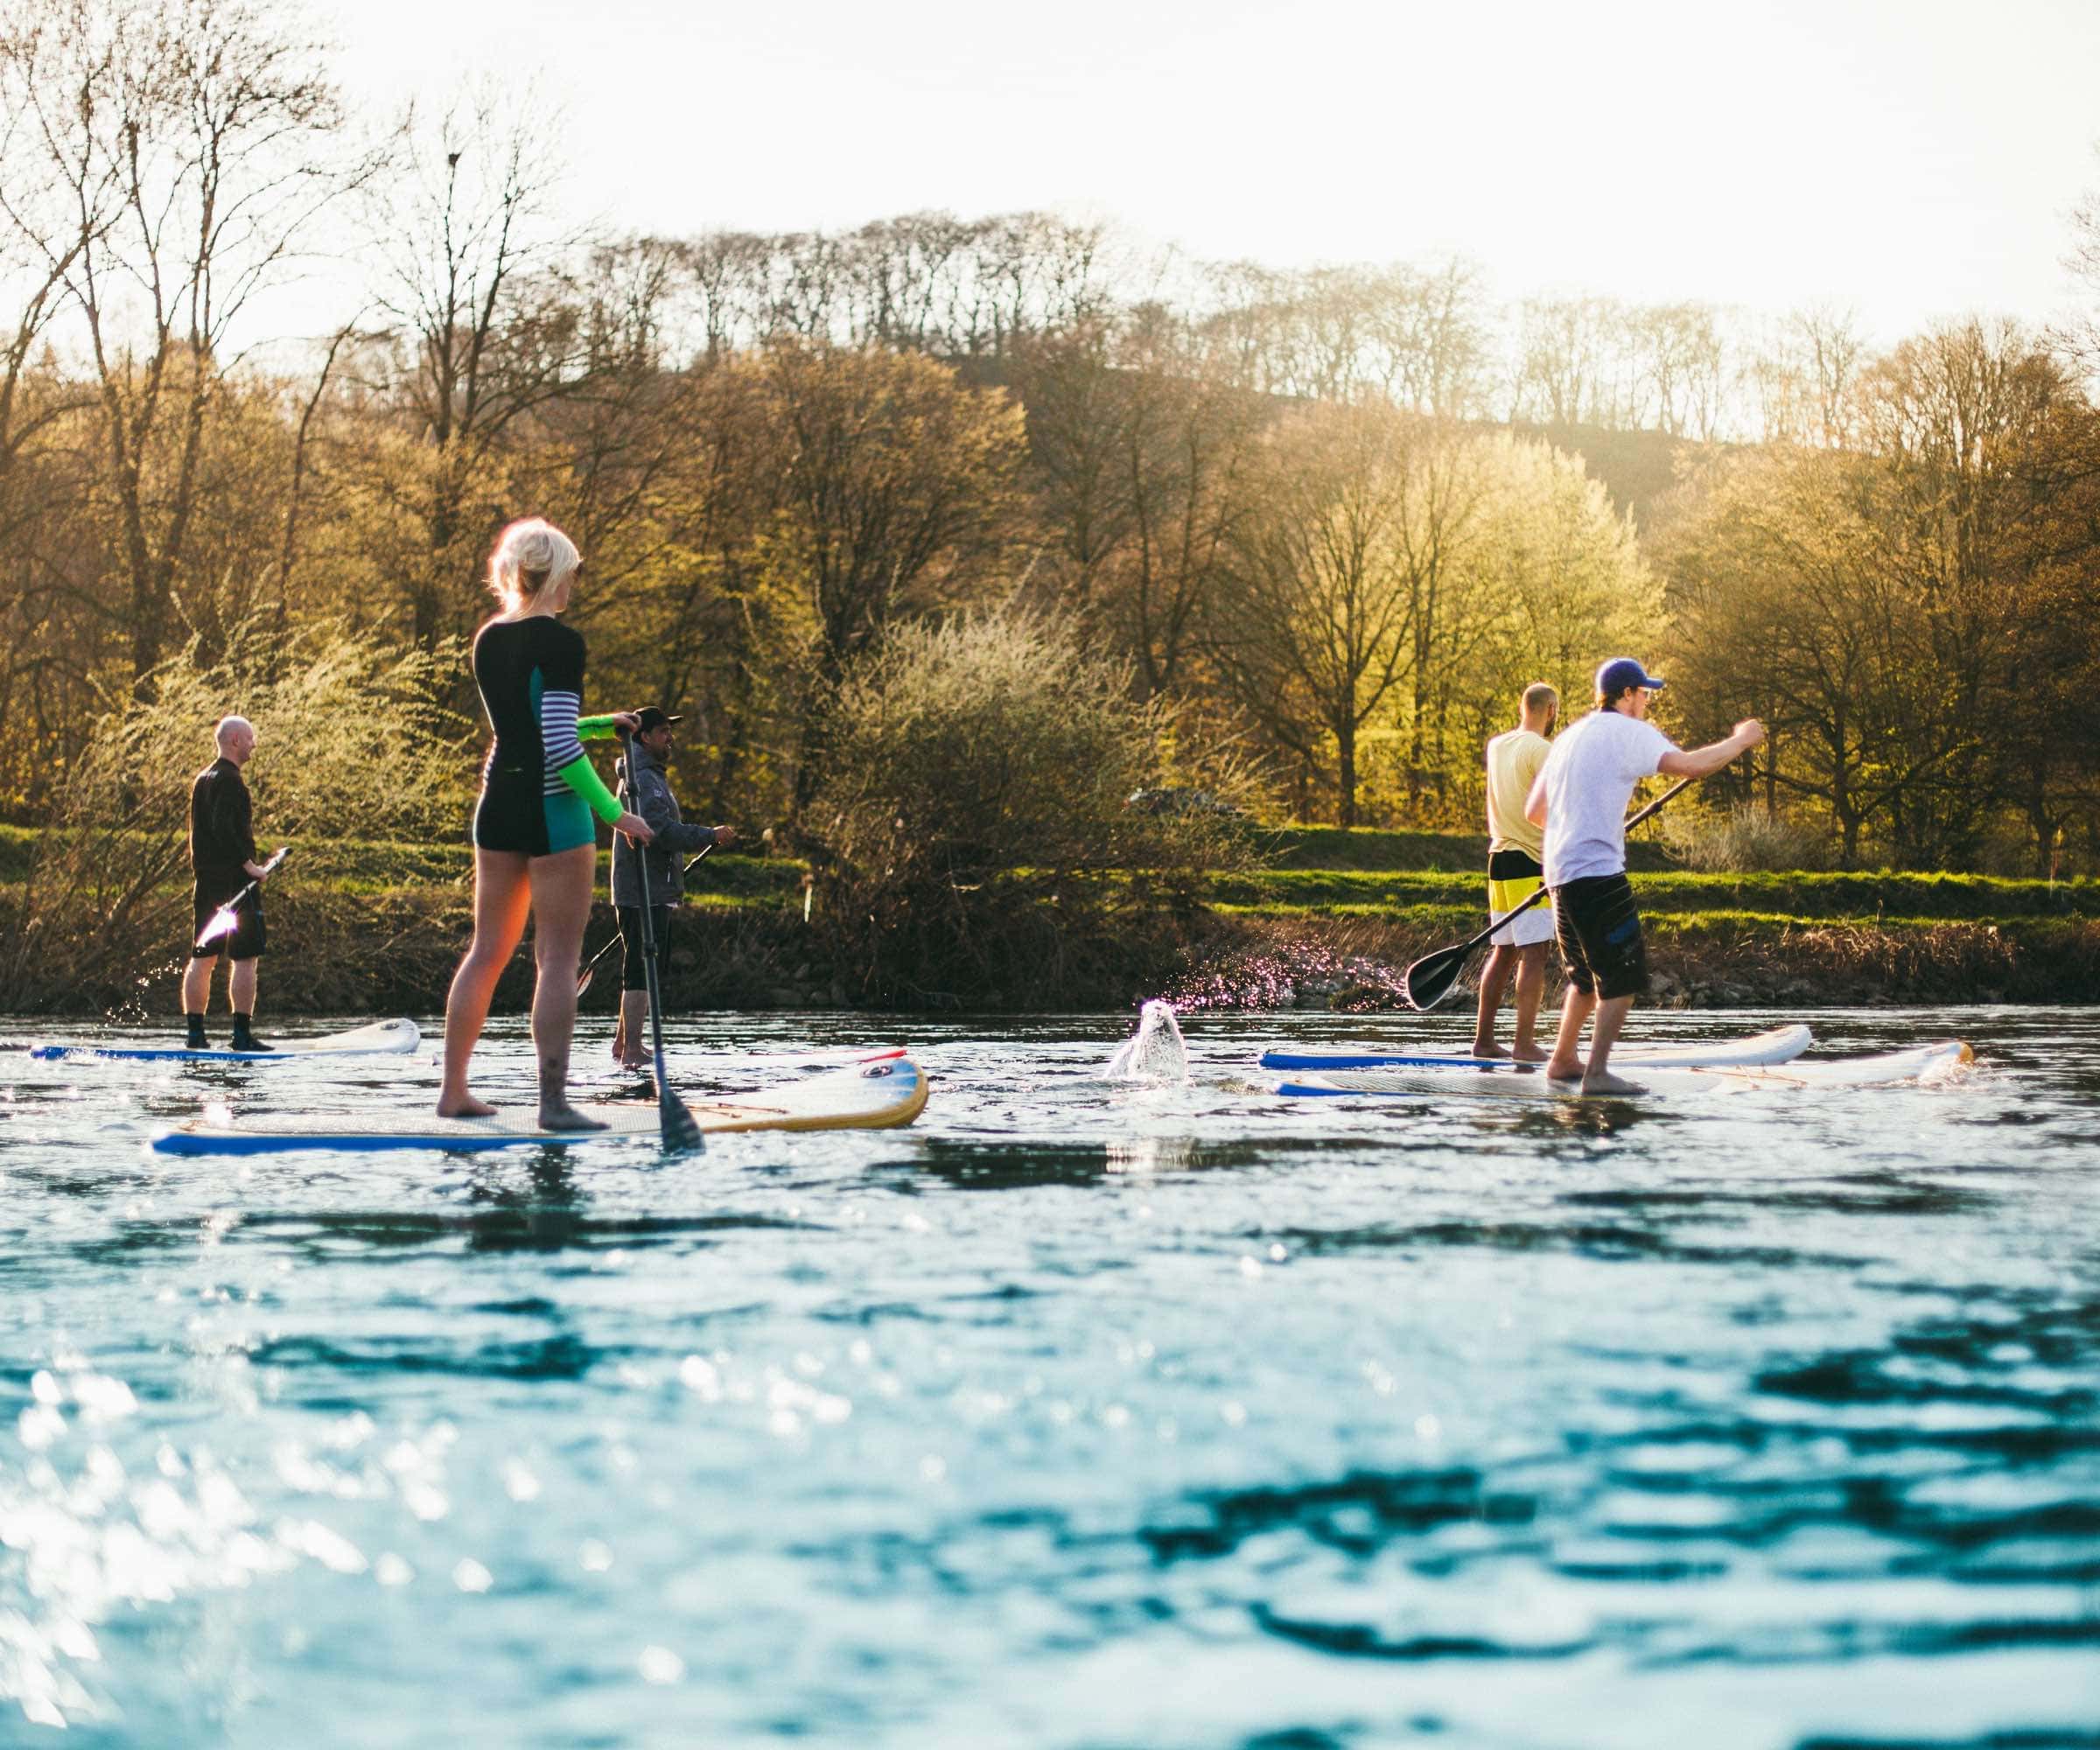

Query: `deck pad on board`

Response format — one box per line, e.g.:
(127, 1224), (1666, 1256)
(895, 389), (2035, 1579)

(151, 1054), (928, 1153)
(1278, 1040), (1970, 1101)
(1259, 1025), (1812, 1074)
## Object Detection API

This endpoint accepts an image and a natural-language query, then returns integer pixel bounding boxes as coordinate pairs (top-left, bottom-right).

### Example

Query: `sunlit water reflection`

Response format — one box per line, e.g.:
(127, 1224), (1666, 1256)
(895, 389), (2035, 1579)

(2, 1006), (2097, 1746)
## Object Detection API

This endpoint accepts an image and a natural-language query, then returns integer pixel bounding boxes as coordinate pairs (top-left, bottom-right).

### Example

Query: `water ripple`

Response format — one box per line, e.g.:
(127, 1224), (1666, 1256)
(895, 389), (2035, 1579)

(0, 1007), (2096, 1746)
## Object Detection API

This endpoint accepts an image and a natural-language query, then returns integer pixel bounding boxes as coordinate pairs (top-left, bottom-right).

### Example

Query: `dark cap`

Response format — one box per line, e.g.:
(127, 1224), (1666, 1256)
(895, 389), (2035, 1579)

(633, 707), (683, 732)
(1595, 656), (1665, 696)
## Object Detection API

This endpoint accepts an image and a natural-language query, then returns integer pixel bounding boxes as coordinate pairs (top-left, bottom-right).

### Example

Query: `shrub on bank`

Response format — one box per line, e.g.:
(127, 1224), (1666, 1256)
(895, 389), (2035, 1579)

(0, 626), (472, 1013)
(1664, 803), (1832, 872)
(798, 609), (1254, 1006)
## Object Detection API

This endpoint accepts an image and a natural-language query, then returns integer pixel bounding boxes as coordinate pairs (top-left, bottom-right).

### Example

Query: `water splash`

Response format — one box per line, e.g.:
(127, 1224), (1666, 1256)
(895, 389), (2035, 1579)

(1104, 999), (1189, 1082)
(107, 956), (190, 1027)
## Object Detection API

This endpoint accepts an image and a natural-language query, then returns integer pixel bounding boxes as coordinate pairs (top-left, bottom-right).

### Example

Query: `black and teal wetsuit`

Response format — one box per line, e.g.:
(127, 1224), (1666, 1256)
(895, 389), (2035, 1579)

(470, 616), (621, 856)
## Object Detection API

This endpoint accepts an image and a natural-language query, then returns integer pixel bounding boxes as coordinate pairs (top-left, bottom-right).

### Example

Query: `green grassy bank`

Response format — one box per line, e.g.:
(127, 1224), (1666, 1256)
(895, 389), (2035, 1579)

(2, 826), (2094, 1015)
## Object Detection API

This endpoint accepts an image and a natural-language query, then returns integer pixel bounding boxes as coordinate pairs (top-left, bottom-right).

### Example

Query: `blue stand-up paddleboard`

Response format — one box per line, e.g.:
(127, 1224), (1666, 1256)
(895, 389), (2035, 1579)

(30, 1018), (421, 1064)
(1259, 1024), (1813, 1074)
(1277, 1040), (1971, 1101)
(151, 1051), (929, 1154)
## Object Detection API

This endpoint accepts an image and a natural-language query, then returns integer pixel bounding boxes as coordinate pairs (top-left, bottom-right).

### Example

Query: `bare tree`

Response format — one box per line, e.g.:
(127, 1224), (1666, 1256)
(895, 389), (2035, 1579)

(364, 78), (582, 645)
(1208, 402), (1438, 826)
(751, 340), (1026, 808)
(1636, 302), (1727, 439)
(1745, 303), (1866, 447)
(1364, 257), (1494, 419)
(1112, 312), (1264, 699)
(2054, 144), (2100, 389)
(1509, 294), (1620, 427)
(0, 0), (369, 683)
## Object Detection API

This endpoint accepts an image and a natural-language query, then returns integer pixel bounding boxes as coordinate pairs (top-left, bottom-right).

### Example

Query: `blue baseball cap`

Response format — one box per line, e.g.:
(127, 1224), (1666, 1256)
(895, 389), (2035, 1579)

(1596, 656), (1665, 695)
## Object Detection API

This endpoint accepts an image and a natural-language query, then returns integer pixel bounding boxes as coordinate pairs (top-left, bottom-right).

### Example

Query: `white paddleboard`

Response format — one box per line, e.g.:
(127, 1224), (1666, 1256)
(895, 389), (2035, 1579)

(30, 1018), (422, 1065)
(150, 1052), (928, 1153)
(1277, 1040), (1972, 1102)
(1259, 1024), (1813, 1074)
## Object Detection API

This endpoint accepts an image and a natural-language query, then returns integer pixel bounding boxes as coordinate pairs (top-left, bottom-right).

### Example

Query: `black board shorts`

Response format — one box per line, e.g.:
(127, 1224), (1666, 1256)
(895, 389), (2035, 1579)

(618, 906), (673, 992)
(473, 768), (595, 858)
(191, 888), (266, 961)
(1550, 872), (1648, 1000)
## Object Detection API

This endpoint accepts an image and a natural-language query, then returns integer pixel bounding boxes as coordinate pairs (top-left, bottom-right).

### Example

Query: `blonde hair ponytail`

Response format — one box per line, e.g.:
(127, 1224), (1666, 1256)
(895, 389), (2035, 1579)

(486, 517), (581, 612)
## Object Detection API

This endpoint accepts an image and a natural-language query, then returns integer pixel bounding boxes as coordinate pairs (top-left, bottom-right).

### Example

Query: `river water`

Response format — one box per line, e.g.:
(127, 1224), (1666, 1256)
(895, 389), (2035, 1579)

(1, 1005), (2096, 1747)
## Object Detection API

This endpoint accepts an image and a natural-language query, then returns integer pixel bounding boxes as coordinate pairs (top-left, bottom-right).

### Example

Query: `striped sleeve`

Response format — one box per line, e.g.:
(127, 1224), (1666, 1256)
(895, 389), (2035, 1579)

(533, 623), (621, 826)
(540, 690), (621, 825)
(540, 689), (586, 773)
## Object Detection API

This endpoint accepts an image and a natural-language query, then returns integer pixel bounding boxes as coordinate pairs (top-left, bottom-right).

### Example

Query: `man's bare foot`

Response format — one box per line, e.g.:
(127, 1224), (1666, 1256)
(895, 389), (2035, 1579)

(437, 1094), (497, 1119)
(1544, 1057), (1586, 1082)
(1580, 1070), (1648, 1097)
(1471, 1041), (1510, 1059)
(1512, 1045), (1550, 1064)
(537, 1104), (610, 1133)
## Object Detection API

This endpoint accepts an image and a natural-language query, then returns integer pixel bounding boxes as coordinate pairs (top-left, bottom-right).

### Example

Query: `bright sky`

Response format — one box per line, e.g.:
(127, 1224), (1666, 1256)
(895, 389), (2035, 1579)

(327, 0), (2100, 341)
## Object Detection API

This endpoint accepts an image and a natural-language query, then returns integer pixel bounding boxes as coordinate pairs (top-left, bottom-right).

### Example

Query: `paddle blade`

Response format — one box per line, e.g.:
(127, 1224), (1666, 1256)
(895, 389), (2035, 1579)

(659, 1086), (704, 1153)
(1401, 942), (1471, 1012)
(192, 906), (238, 952)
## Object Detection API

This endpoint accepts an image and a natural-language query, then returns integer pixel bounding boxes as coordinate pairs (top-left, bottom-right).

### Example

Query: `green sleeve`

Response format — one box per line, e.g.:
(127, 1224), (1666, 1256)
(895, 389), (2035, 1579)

(577, 714), (620, 742)
(555, 752), (624, 827)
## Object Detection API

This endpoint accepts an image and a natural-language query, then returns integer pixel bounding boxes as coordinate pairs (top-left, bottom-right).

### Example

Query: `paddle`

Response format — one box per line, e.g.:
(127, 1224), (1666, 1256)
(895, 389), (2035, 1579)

(577, 844), (712, 998)
(620, 732), (704, 1152)
(192, 848), (287, 955)
(1400, 775), (1698, 1012)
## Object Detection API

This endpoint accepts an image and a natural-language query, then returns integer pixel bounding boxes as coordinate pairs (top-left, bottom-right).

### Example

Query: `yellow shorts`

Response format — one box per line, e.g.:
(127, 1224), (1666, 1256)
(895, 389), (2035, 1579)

(1488, 873), (1557, 947)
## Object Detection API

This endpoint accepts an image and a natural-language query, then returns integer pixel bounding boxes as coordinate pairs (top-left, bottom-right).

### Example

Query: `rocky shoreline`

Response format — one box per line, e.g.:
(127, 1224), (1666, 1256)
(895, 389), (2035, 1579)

(1162, 916), (2100, 1014)
(4, 887), (2094, 1017)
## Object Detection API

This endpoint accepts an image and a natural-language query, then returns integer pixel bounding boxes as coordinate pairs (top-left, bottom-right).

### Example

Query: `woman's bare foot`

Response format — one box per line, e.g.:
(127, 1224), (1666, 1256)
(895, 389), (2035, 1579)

(618, 1057), (648, 1074)
(1512, 1045), (1550, 1064)
(437, 1094), (498, 1118)
(1580, 1070), (1648, 1096)
(537, 1103), (610, 1132)
(1471, 1040), (1510, 1059)
(1544, 1056), (1586, 1082)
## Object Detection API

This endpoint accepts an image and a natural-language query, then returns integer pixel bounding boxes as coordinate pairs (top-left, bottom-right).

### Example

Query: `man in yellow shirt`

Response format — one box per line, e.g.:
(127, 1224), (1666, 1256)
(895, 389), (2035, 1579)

(1473, 682), (1558, 1060)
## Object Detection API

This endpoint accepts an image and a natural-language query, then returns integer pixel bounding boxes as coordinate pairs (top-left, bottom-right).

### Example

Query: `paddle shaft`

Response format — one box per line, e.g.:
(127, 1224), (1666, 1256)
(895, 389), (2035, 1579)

(1400, 774), (1699, 1011)
(192, 847), (287, 955)
(576, 845), (712, 996)
(621, 732), (703, 1150)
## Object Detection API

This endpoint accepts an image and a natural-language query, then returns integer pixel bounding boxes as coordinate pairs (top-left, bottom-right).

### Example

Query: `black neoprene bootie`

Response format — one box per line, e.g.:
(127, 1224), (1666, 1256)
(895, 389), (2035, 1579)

(230, 1014), (269, 1053)
(185, 1013), (206, 1049)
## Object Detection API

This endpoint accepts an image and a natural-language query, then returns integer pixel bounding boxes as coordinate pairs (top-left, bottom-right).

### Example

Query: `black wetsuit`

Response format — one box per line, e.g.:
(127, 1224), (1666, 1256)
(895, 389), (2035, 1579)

(470, 616), (620, 855)
(190, 758), (264, 960)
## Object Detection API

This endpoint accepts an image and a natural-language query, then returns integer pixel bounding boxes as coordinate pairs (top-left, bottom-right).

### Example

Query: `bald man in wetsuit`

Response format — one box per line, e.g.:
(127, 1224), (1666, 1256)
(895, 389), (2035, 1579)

(181, 716), (277, 1050)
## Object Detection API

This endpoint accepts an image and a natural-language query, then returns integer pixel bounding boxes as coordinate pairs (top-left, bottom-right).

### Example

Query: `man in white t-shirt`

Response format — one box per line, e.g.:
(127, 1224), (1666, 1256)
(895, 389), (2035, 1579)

(1524, 657), (1764, 1095)
(1473, 681), (1558, 1060)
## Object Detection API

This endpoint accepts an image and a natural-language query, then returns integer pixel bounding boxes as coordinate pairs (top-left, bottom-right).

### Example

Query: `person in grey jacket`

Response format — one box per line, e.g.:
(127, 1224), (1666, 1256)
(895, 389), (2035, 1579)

(611, 707), (737, 1068)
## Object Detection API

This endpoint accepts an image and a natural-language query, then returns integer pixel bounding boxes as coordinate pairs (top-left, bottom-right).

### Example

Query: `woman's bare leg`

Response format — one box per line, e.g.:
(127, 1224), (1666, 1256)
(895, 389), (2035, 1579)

(528, 844), (603, 1130)
(438, 850), (533, 1117)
